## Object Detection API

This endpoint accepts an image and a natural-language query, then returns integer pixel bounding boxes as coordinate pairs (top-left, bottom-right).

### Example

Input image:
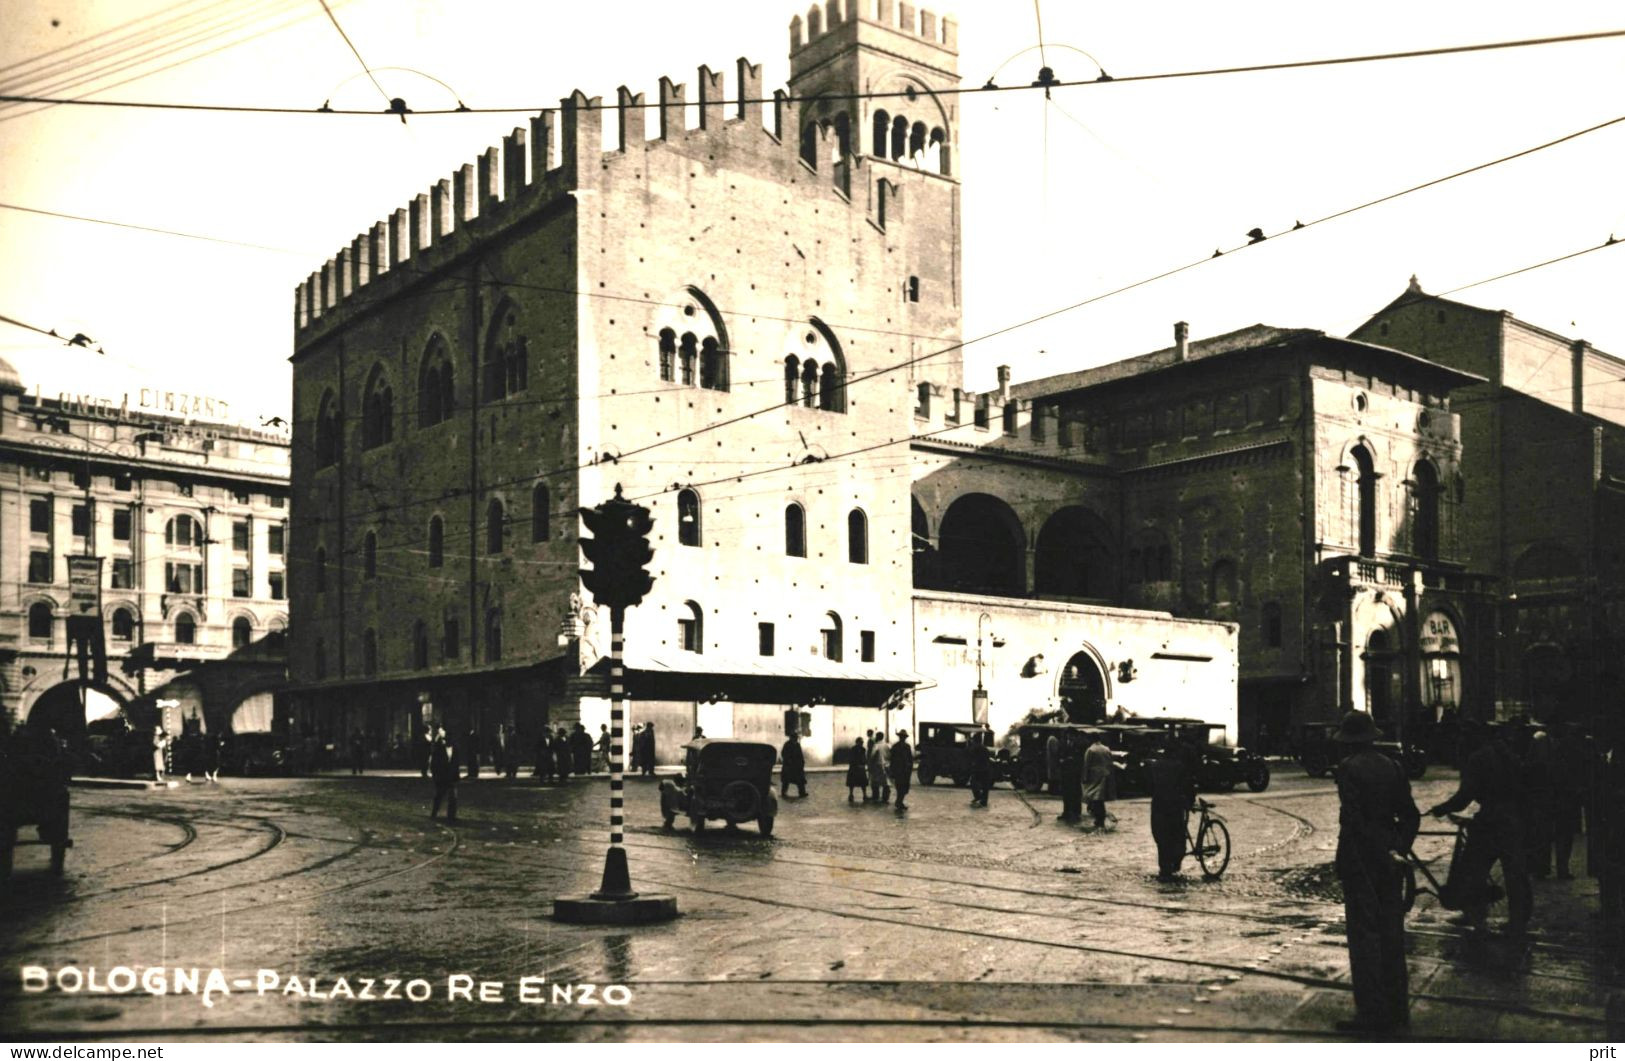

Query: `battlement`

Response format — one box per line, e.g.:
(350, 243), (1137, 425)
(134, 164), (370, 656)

(791, 0), (957, 55)
(294, 55), (942, 337)
(909, 374), (1104, 465)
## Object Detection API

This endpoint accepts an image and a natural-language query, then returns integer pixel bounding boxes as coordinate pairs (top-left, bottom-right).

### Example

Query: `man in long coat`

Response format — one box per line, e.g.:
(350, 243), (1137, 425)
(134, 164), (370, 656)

(430, 730), (459, 823)
(1145, 737), (1194, 880)
(780, 733), (808, 798)
(889, 729), (914, 812)
(1332, 710), (1420, 1034)
(639, 721), (658, 777)
(1082, 733), (1117, 829)
(868, 734), (891, 804)
(968, 733), (993, 808)
(1429, 721), (1532, 933)
(1057, 736), (1084, 823)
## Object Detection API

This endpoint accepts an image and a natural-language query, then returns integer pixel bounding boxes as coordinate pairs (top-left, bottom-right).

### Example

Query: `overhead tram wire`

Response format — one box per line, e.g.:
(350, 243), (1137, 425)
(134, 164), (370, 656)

(0, 201), (309, 255)
(315, 0), (392, 109)
(0, 0), (262, 90)
(3, 26), (1623, 116)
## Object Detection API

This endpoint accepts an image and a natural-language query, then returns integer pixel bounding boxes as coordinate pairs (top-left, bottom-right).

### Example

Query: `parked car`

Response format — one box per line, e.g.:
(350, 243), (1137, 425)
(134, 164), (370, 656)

(1129, 719), (1271, 793)
(916, 722), (998, 787)
(1010, 723), (1095, 793)
(80, 719), (153, 778)
(223, 732), (287, 776)
(660, 738), (778, 835)
(1299, 721), (1426, 780)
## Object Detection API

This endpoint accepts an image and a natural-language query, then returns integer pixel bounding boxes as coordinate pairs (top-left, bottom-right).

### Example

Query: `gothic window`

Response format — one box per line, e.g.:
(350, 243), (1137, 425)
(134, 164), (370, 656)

(785, 503), (806, 558)
(486, 498), (505, 554)
(363, 531), (377, 579)
(678, 489), (701, 547)
(531, 484), (550, 543)
(819, 363), (841, 411)
(679, 333), (697, 385)
(801, 360), (818, 407)
(1410, 459), (1441, 561)
(427, 516), (444, 568)
(848, 508), (868, 564)
(800, 121), (819, 168)
(417, 338), (455, 427)
(658, 328), (676, 382)
(821, 611), (843, 662)
(872, 109), (890, 157)
(833, 112), (851, 159)
(700, 337), (724, 390)
(316, 390), (340, 467)
(1352, 445), (1378, 557)
(928, 126), (949, 175)
(784, 356), (800, 404)
(909, 120), (927, 162)
(890, 115), (907, 160)
(361, 364), (394, 449)
(485, 304), (529, 401)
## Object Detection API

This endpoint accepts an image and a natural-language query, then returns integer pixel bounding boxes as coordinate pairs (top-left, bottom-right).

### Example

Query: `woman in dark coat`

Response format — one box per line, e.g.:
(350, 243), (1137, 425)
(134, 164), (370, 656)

(845, 738), (869, 802)
(780, 734), (807, 798)
(571, 724), (594, 775)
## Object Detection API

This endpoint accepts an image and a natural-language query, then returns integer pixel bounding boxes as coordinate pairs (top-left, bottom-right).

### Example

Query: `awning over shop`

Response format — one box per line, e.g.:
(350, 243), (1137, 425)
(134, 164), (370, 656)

(586, 652), (934, 707)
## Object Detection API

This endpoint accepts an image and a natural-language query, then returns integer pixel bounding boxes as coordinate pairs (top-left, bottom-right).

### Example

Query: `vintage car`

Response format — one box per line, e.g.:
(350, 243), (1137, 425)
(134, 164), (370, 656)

(1, 728), (73, 877)
(916, 722), (999, 787)
(1130, 719), (1272, 793)
(1299, 721), (1427, 780)
(223, 732), (287, 776)
(660, 738), (779, 835)
(1010, 723), (1102, 793)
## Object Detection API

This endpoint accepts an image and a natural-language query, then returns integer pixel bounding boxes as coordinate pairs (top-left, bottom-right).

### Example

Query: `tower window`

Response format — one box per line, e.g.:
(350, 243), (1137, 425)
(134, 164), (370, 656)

(678, 489), (701, 547)
(758, 621), (775, 657)
(907, 276), (920, 302)
(785, 503), (806, 558)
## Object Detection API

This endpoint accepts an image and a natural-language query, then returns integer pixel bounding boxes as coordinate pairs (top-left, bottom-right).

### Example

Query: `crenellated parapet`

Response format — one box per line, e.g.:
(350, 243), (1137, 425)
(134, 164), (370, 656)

(791, 0), (957, 53)
(909, 374), (1103, 465)
(293, 54), (922, 337)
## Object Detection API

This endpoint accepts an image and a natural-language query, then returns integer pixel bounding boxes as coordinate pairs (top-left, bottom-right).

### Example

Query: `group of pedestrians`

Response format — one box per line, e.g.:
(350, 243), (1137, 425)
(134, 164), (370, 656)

(533, 723), (601, 783)
(1044, 731), (1124, 832)
(842, 729), (913, 810)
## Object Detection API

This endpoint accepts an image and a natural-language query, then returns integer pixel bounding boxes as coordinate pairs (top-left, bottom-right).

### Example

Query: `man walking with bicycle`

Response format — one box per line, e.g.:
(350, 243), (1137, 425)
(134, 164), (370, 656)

(1332, 710), (1420, 1034)
(1427, 720), (1532, 936)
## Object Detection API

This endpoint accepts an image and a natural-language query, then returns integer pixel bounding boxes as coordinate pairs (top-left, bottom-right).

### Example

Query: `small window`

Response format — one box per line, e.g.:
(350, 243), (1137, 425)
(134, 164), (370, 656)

(678, 489), (701, 547)
(973, 396), (990, 429)
(1002, 402), (1017, 435)
(71, 504), (89, 538)
(177, 481), (194, 498)
(232, 520), (250, 552)
(443, 617), (460, 660)
(315, 547), (328, 592)
(364, 531), (377, 579)
(678, 602), (703, 654)
(111, 609), (135, 641)
(821, 612), (843, 662)
(233, 489), (251, 505)
(487, 498), (505, 554)
(29, 497), (49, 534)
(111, 558), (133, 589)
(860, 630), (876, 663)
(232, 567), (250, 598)
(165, 561), (203, 594)
(758, 621), (775, 657)
(268, 524), (285, 555)
(428, 516), (444, 568)
(268, 571), (285, 601)
(72, 467), (91, 490)
(269, 493), (286, 509)
(175, 613), (197, 645)
(785, 503), (806, 558)
(28, 551), (52, 584)
(531, 484), (550, 543)
(27, 602), (52, 640)
(907, 276), (920, 302)
(113, 508), (132, 541)
(847, 509), (868, 564)
(362, 628), (378, 675)
(232, 617), (252, 648)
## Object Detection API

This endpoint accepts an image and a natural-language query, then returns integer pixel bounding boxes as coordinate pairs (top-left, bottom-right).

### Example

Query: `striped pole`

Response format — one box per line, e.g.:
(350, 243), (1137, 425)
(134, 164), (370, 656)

(592, 605), (637, 900)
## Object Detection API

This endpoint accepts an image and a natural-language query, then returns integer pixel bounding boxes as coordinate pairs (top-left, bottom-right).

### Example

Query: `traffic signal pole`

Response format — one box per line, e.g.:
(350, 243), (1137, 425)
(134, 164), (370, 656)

(553, 486), (676, 924)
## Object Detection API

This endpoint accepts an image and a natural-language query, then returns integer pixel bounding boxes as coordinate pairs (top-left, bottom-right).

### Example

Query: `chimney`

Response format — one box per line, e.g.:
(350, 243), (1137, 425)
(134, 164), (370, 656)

(1174, 321), (1189, 362)
(997, 365), (1011, 403)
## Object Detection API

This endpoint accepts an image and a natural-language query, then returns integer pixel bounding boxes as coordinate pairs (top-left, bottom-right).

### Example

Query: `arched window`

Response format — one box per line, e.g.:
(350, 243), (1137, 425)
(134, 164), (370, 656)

(111, 607), (135, 641)
(821, 611), (843, 662)
(678, 489), (701, 547)
(909, 120), (927, 161)
(531, 484), (550, 543)
(795, 320), (847, 413)
(1211, 559), (1237, 606)
(658, 328), (676, 382)
(679, 333), (697, 386)
(1411, 459), (1440, 561)
(699, 337), (724, 390)
(1261, 602), (1283, 648)
(937, 493), (1026, 595)
(678, 601), (703, 653)
(820, 363), (840, 411)
(486, 498), (505, 554)
(315, 546), (327, 591)
(417, 338), (455, 428)
(800, 121), (819, 168)
(175, 612), (196, 645)
(485, 608), (503, 662)
(362, 628), (377, 675)
(929, 126), (949, 175)
(315, 390), (340, 467)
(785, 503), (807, 558)
(1352, 445), (1378, 557)
(412, 619), (429, 669)
(801, 360), (818, 407)
(872, 109), (890, 157)
(232, 616), (252, 648)
(363, 531), (377, 579)
(485, 303), (529, 401)
(165, 515), (202, 548)
(848, 508), (868, 564)
(427, 517), (443, 568)
(890, 115), (907, 160)
(27, 601), (52, 640)
(362, 363), (394, 449)
(784, 356), (800, 404)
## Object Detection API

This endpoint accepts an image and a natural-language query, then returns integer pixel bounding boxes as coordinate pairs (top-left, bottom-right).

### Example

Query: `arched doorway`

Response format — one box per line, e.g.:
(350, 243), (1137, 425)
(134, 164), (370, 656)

(1058, 651), (1108, 724)
(27, 681), (126, 739)
(1364, 629), (1400, 727)
(937, 493), (1025, 596)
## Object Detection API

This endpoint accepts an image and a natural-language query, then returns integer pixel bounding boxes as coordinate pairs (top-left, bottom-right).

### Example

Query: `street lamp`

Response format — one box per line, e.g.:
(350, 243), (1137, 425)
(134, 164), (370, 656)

(972, 612), (991, 725)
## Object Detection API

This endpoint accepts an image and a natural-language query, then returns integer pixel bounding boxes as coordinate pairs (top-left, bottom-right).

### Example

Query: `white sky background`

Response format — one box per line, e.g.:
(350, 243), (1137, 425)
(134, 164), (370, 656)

(0, 0), (1622, 424)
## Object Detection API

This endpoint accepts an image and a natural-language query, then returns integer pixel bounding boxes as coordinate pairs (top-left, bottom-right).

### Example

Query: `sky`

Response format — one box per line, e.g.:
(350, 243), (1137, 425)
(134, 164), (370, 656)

(1, 0), (1623, 425)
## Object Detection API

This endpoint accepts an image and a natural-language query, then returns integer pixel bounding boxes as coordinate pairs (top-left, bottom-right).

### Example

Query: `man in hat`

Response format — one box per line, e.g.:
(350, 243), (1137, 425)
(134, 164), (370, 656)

(1428, 719), (1532, 934)
(780, 732), (808, 799)
(889, 728), (914, 812)
(1332, 709), (1420, 1033)
(1082, 732), (1117, 830)
(1145, 736), (1194, 880)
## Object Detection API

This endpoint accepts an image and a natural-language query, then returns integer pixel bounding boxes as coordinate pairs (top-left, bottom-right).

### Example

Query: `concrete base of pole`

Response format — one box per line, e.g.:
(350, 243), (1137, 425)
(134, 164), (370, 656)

(551, 894), (679, 924)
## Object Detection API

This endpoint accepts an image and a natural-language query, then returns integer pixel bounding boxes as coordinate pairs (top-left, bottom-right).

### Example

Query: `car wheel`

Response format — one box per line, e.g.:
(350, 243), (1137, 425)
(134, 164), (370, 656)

(1246, 761), (1271, 793)
(1302, 750), (1330, 779)
(1019, 762), (1044, 793)
(919, 770), (936, 785)
(758, 816), (774, 837)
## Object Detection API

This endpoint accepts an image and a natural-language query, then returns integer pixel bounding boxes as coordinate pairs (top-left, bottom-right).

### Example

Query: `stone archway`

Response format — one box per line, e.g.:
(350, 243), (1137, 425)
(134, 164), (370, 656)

(937, 493), (1025, 596)
(1058, 651), (1109, 724)
(26, 680), (128, 740)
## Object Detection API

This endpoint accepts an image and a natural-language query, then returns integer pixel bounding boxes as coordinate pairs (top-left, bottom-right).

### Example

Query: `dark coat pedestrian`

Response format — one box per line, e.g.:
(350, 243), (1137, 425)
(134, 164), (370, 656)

(1145, 739), (1195, 879)
(1332, 711), (1420, 1034)
(571, 724), (594, 775)
(553, 728), (573, 781)
(430, 733), (459, 823)
(639, 722), (657, 777)
(780, 735), (807, 798)
(890, 731), (913, 811)
(535, 731), (553, 781)
(1057, 738), (1084, 823)
(968, 736), (993, 807)
(1429, 723), (1532, 932)
(502, 725), (520, 780)
(845, 738), (869, 802)
(1082, 736), (1117, 828)
(349, 731), (365, 775)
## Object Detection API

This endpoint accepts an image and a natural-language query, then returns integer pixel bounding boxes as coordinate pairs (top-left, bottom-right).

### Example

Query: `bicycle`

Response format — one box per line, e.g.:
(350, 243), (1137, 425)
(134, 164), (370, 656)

(1186, 798), (1231, 879)
(1400, 811), (1505, 918)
